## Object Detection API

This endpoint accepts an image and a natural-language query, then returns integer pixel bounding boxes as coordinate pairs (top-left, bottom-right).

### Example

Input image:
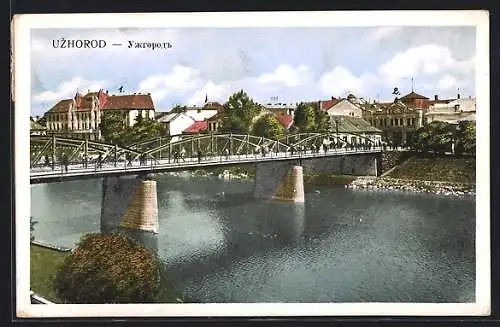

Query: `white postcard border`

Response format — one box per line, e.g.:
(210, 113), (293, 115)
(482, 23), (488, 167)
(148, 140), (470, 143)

(13, 10), (490, 318)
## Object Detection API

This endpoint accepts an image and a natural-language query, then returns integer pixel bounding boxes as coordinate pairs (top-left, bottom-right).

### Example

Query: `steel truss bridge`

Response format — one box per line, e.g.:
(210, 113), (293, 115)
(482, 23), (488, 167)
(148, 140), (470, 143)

(30, 133), (382, 183)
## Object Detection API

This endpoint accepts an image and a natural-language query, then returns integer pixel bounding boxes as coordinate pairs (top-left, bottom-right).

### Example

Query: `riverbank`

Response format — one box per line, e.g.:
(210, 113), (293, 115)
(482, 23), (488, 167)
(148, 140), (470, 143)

(30, 244), (67, 303)
(347, 176), (475, 197)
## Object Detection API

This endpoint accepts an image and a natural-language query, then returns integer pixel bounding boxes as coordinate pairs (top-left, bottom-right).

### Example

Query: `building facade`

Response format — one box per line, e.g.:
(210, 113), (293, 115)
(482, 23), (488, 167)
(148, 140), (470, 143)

(330, 115), (383, 145)
(426, 96), (476, 124)
(362, 91), (456, 146)
(44, 90), (156, 140)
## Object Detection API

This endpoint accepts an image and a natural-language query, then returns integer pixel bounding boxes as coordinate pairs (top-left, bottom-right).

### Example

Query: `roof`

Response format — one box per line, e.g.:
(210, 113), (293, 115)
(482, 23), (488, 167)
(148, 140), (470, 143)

(47, 99), (73, 113)
(183, 121), (208, 134)
(102, 94), (154, 110)
(319, 98), (341, 111)
(276, 114), (294, 129)
(47, 91), (155, 114)
(331, 116), (382, 134)
(400, 91), (429, 100)
(157, 112), (181, 123)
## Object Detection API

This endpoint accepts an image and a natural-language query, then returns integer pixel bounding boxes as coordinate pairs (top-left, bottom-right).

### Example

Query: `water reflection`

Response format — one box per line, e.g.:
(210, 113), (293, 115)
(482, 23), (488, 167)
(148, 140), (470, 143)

(30, 176), (476, 303)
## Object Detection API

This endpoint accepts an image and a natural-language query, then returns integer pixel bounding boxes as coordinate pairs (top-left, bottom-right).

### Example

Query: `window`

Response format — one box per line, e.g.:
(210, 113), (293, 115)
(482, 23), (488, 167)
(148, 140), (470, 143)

(407, 118), (411, 126)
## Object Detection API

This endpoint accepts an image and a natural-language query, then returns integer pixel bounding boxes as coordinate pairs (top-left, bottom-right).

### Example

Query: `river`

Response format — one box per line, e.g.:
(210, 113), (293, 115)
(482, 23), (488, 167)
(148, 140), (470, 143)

(30, 174), (476, 303)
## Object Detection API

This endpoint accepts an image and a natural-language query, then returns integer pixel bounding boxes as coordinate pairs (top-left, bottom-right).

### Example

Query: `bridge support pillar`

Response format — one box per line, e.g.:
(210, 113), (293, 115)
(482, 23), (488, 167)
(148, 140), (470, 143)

(101, 174), (159, 234)
(254, 161), (304, 203)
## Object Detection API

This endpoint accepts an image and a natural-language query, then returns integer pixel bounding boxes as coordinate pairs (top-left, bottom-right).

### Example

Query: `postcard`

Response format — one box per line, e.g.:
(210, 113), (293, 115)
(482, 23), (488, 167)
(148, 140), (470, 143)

(13, 10), (490, 318)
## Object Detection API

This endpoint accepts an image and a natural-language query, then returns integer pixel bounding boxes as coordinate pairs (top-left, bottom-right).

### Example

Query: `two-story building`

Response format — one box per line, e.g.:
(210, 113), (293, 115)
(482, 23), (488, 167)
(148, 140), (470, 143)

(44, 90), (156, 140)
(361, 91), (456, 146)
(425, 96), (476, 124)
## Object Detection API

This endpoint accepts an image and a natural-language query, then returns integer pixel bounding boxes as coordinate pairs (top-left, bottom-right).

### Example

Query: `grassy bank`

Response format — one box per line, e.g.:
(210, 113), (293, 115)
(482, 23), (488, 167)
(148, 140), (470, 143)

(30, 244), (67, 303)
(386, 154), (476, 184)
(31, 244), (190, 303)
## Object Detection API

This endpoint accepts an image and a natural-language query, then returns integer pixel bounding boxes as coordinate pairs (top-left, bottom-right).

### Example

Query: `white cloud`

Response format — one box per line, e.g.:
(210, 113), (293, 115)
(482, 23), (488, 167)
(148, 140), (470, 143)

(257, 64), (313, 88)
(138, 65), (203, 101)
(32, 76), (108, 102)
(186, 81), (231, 106)
(437, 75), (457, 90)
(377, 44), (473, 85)
(319, 66), (379, 97)
(365, 27), (402, 44)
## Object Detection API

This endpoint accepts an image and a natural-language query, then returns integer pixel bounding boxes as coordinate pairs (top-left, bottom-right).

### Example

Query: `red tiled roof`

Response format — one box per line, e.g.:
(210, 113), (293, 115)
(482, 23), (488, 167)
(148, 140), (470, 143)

(319, 98), (340, 111)
(276, 114), (294, 129)
(102, 94), (154, 110)
(183, 120), (208, 134)
(401, 91), (429, 100)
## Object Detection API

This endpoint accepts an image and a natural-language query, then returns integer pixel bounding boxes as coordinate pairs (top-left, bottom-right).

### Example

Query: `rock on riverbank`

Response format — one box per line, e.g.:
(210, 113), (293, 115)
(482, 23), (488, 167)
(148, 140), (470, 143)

(347, 176), (476, 197)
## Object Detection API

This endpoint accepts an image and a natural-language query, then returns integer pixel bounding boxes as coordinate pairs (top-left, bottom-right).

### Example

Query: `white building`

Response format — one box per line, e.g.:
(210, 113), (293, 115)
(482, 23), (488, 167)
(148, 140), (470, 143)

(319, 94), (367, 118)
(426, 96), (476, 124)
(156, 112), (196, 140)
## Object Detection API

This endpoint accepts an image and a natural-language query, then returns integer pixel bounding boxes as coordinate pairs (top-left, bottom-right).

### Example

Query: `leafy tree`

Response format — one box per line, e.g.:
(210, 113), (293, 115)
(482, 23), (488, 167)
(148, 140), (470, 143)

(100, 111), (127, 146)
(293, 103), (317, 132)
(220, 90), (263, 134)
(100, 112), (166, 147)
(252, 114), (285, 140)
(413, 121), (454, 154)
(314, 106), (331, 133)
(455, 120), (476, 155)
(122, 116), (166, 145)
(54, 232), (161, 303)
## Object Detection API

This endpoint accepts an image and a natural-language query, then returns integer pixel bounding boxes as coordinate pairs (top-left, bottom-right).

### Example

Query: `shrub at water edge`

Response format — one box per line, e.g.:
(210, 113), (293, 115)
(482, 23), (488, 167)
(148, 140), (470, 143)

(53, 232), (161, 303)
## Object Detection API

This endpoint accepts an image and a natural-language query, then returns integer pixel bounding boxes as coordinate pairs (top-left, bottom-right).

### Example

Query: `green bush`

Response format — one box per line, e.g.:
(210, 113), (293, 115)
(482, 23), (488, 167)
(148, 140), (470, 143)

(53, 232), (161, 303)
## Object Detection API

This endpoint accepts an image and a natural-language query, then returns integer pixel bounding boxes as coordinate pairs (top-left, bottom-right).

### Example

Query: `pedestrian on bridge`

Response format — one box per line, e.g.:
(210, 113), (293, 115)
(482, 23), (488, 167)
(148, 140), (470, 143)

(61, 154), (69, 173)
(224, 148), (230, 160)
(180, 147), (186, 162)
(197, 149), (202, 164)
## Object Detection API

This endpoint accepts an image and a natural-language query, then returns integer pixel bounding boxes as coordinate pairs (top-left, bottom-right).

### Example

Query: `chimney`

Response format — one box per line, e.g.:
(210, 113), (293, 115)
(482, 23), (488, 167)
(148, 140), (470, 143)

(457, 93), (461, 99)
(434, 95), (438, 101)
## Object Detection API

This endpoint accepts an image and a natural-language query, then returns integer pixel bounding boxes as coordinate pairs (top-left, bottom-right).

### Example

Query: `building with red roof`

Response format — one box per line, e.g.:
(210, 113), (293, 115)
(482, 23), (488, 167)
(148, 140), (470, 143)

(44, 89), (156, 140)
(276, 114), (294, 130)
(182, 120), (208, 135)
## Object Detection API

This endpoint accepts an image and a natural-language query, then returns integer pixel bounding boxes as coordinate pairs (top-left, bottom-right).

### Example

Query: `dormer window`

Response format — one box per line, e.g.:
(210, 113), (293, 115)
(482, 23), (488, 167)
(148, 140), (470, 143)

(454, 104), (460, 112)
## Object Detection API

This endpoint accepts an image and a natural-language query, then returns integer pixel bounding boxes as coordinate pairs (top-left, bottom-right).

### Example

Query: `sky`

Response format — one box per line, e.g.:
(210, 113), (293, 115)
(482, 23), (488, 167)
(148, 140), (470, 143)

(30, 26), (476, 116)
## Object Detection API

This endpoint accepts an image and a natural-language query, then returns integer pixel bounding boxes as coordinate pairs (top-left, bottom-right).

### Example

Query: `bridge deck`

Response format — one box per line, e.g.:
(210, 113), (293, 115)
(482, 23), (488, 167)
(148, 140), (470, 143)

(30, 148), (382, 184)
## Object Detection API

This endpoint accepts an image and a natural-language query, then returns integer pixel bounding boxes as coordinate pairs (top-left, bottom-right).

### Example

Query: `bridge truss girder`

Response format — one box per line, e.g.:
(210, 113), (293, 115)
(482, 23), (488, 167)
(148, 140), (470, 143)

(30, 136), (142, 168)
(140, 133), (291, 162)
(280, 132), (379, 151)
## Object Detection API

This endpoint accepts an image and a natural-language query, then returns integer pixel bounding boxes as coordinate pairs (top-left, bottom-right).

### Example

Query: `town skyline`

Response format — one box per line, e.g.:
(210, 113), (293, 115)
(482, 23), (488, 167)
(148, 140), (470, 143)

(31, 26), (476, 116)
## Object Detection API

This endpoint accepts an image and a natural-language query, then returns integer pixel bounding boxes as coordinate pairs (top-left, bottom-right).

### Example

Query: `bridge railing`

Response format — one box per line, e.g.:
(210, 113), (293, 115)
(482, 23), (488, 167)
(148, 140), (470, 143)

(30, 145), (383, 176)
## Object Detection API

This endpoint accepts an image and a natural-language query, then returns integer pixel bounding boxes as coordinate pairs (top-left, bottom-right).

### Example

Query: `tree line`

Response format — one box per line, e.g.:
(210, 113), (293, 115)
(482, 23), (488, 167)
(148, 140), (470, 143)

(410, 120), (476, 155)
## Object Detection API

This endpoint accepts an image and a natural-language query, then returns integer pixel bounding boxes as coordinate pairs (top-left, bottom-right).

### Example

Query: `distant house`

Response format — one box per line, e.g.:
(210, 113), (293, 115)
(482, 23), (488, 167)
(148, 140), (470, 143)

(206, 110), (226, 133)
(330, 115), (383, 145)
(262, 103), (297, 117)
(276, 114), (294, 130)
(156, 112), (195, 138)
(426, 96), (476, 124)
(183, 120), (208, 135)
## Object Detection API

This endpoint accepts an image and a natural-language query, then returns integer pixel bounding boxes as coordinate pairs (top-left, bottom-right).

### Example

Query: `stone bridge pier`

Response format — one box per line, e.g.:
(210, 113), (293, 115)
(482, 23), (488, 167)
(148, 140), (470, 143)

(253, 153), (380, 202)
(100, 174), (159, 251)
